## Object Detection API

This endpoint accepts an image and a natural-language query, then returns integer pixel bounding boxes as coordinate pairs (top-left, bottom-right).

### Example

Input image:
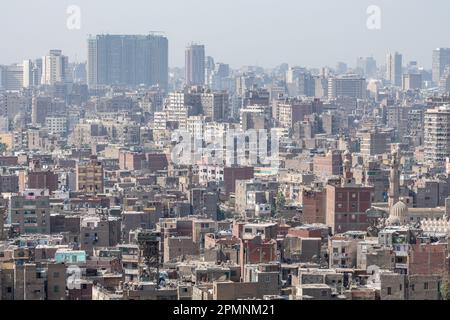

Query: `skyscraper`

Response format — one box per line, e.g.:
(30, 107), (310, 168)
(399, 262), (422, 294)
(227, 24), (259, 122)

(386, 52), (403, 87)
(386, 52), (403, 86)
(0, 64), (23, 91)
(185, 44), (205, 86)
(41, 50), (69, 85)
(87, 34), (169, 90)
(23, 60), (33, 88)
(432, 48), (450, 84)
(205, 56), (215, 87)
(22, 59), (42, 88)
(356, 57), (377, 78)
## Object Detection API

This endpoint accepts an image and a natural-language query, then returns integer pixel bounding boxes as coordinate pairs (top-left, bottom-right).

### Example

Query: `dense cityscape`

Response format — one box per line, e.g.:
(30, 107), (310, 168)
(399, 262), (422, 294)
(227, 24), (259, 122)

(1, 21), (450, 301)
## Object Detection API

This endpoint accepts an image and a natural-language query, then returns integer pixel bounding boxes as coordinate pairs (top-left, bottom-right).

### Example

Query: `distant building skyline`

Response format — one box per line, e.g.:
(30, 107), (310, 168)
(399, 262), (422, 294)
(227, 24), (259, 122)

(87, 34), (168, 89)
(1, 1), (450, 69)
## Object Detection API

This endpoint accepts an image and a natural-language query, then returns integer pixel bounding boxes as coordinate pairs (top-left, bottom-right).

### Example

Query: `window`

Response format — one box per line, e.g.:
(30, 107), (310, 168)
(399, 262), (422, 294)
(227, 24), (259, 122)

(54, 286), (59, 293)
(424, 282), (428, 290)
(53, 272), (60, 278)
(411, 284), (415, 291)
(321, 291), (327, 297)
(387, 287), (392, 295)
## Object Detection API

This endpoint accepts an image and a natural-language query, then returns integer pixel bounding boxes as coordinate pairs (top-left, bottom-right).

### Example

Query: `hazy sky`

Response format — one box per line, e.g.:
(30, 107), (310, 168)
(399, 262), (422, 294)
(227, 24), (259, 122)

(1, 0), (449, 69)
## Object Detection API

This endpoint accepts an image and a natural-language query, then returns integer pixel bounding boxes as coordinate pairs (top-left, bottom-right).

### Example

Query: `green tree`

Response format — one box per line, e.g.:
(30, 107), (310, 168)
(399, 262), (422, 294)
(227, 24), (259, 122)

(0, 143), (6, 153)
(441, 277), (450, 300)
(275, 191), (286, 215)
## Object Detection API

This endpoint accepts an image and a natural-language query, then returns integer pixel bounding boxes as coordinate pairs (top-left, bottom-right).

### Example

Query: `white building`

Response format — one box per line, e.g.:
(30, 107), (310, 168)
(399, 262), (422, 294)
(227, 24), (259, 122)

(41, 50), (69, 85)
(328, 75), (367, 99)
(386, 52), (403, 87)
(23, 60), (33, 88)
(46, 117), (68, 135)
(432, 48), (450, 85)
(198, 164), (224, 186)
(424, 104), (450, 164)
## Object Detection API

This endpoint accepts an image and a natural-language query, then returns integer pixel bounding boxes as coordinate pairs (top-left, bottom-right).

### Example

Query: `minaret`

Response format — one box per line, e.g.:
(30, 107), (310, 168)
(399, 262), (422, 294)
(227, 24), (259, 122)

(342, 149), (354, 186)
(388, 150), (400, 208)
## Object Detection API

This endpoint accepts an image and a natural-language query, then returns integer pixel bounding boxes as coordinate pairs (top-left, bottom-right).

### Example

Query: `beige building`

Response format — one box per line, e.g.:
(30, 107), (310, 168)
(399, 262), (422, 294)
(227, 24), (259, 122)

(164, 236), (198, 263)
(76, 156), (104, 193)
(0, 133), (14, 151)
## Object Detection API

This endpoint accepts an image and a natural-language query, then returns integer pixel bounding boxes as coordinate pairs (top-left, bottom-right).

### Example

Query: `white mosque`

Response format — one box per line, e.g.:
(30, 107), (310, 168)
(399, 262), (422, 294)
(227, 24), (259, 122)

(367, 150), (450, 235)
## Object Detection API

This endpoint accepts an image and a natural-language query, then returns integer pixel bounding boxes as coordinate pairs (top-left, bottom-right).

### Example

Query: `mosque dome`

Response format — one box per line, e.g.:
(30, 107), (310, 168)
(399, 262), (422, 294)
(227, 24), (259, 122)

(387, 201), (408, 225)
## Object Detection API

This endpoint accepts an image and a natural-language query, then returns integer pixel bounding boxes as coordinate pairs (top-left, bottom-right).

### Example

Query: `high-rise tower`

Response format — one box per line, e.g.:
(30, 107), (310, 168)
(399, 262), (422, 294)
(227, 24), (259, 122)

(432, 48), (450, 85)
(87, 34), (169, 90)
(386, 52), (403, 87)
(185, 44), (205, 86)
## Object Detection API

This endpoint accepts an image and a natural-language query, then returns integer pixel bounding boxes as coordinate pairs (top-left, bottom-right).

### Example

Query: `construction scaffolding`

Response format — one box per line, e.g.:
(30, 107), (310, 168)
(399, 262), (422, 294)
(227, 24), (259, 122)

(137, 230), (161, 287)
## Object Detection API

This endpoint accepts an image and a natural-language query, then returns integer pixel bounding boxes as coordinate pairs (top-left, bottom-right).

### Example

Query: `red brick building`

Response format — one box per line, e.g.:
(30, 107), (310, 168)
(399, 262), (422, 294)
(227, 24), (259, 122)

(224, 166), (254, 196)
(239, 235), (277, 280)
(119, 151), (146, 170)
(0, 156), (18, 166)
(146, 153), (168, 172)
(313, 151), (342, 177)
(27, 171), (59, 192)
(326, 184), (374, 234)
(408, 242), (448, 276)
(302, 188), (327, 224)
(288, 226), (330, 240)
